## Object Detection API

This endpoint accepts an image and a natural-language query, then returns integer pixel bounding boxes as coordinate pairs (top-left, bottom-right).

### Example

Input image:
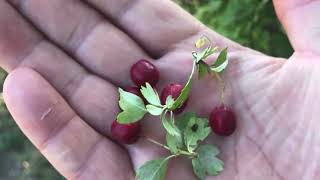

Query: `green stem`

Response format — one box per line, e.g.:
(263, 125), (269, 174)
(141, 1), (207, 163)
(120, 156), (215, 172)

(146, 137), (170, 151)
(178, 150), (197, 157)
(145, 137), (197, 157)
(214, 72), (225, 104)
(170, 111), (175, 124)
(165, 154), (178, 161)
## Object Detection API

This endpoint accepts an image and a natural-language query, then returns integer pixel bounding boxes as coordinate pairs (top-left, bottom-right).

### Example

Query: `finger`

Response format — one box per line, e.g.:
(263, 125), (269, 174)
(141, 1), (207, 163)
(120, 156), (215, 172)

(274, 0), (320, 55)
(3, 67), (134, 180)
(0, 1), (120, 136)
(83, 0), (244, 57)
(8, 0), (150, 85)
(0, 2), (168, 166)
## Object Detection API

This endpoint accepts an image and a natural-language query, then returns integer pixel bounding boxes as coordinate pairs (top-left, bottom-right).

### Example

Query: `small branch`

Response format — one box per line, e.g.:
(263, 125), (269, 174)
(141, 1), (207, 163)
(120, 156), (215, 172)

(178, 150), (197, 157)
(214, 72), (225, 104)
(145, 137), (170, 151)
(166, 154), (179, 160)
(145, 137), (197, 158)
(170, 111), (175, 124)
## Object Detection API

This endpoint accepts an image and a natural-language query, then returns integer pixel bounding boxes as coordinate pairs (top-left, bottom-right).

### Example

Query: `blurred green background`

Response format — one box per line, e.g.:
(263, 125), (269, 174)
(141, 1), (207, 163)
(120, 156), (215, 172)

(0, 0), (293, 179)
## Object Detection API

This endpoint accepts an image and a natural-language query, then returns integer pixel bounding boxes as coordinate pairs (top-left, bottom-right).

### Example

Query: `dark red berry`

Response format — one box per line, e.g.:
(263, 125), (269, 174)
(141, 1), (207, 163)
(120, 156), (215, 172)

(160, 83), (188, 114)
(111, 120), (141, 144)
(209, 105), (236, 136)
(125, 86), (147, 104)
(130, 60), (160, 87)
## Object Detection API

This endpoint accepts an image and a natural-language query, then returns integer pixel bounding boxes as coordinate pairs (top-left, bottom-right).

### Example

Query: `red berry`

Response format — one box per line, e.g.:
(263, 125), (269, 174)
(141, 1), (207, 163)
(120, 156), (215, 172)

(209, 105), (236, 136)
(160, 83), (188, 114)
(111, 120), (141, 144)
(130, 60), (160, 87)
(125, 86), (147, 104)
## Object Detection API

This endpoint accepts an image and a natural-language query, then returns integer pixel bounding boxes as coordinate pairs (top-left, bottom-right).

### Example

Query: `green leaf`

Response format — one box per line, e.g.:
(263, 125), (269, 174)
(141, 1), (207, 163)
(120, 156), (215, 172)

(136, 157), (172, 180)
(166, 133), (183, 154)
(117, 88), (147, 124)
(184, 117), (211, 153)
(165, 96), (175, 109)
(140, 83), (162, 106)
(146, 105), (164, 116)
(210, 59), (228, 73)
(193, 145), (224, 177)
(194, 46), (217, 63)
(175, 113), (211, 153)
(195, 47), (211, 62)
(161, 111), (181, 137)
(202, 47), (218, 60)
(176, 112), (197, 131)
(170, 61), (196, 110)
(213, 48), (228, 67)
(198, 62), (210, 79)
(192, 158), (206, 180)
(210, 48), (228, 73)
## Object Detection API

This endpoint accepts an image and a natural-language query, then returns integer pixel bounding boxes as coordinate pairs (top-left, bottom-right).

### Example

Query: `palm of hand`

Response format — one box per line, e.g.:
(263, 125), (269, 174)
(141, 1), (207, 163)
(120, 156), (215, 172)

(0, 0), (319, 180)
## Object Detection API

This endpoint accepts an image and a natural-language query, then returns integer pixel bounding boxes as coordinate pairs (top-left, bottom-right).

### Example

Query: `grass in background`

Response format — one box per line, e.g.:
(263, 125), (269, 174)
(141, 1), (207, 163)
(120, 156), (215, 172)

(0, 1), (293, 179)
(177, 0), (293, 58)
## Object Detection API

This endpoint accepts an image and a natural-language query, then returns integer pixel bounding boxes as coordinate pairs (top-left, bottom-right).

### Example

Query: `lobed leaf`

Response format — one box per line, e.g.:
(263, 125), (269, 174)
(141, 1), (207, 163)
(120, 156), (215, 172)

(140, 83), (162, 106)
(136, 157), (171, 180)
(166, 133), (183, 154)
(210, 48), (228, 73)
(192, 144), (224, 178)
(161, 111), (181, 137)
(146, 105), (164, 116)
(117, 88), (147, 124)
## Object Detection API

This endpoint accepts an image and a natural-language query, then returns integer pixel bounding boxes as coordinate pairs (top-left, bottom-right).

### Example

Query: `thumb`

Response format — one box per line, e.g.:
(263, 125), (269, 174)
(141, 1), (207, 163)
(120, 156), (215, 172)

(273, 0), (320, 55)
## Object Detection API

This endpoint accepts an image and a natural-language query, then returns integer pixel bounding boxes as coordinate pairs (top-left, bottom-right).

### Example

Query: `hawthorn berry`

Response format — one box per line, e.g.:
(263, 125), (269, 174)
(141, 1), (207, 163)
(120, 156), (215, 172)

(111, 120), (141, 144)
(160, 83), (188, 114)
(130, 59), (159, 87)
(209, 105), (236, 136)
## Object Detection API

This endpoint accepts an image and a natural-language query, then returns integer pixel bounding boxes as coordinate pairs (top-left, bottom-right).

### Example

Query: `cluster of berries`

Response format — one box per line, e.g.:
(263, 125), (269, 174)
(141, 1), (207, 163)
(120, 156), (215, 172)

(111, 59), (236, 145)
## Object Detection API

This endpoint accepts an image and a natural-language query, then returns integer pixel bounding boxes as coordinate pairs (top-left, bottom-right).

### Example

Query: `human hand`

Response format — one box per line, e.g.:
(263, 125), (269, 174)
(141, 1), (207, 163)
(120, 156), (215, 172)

(0, 0), (319, 179)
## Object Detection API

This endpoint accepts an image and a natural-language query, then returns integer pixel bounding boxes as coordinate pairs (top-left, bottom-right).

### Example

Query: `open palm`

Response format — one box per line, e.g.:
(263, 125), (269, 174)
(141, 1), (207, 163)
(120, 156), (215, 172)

(1, 0), (319, 179)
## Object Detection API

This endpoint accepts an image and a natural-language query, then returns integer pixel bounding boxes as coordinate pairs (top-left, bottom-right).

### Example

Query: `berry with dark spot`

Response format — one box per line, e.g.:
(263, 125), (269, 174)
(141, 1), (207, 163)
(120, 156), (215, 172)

(209, 105), (236, 136)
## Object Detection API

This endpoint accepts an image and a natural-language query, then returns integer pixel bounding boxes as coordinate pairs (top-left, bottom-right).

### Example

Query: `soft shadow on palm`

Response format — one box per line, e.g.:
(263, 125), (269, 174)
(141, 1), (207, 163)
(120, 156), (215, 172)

(0, 0), (319, 180)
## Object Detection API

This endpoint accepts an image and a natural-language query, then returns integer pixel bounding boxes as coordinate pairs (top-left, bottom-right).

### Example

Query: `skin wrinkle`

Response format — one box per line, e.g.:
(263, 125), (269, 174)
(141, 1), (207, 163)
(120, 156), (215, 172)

(60, 69), (89, 100)
(226, 56), (282, 179)
(11, 38), (44, 71)
(115, 0), (140, 21)
(266, 63), (314, 179)
(72, 20), (104, 56)
(230, 57), (307, 179)
(9, 0), (149, 86)
(232, 65), (265, 134)
(245, 135), (286, 180)
(298, 70), (316, 179)
(263, 65), (299, 134)
(308, 99), (320, 179)
(233, 131), (239, 178)
(72, 136), (104, 180)
(38, 114), (78, 151)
